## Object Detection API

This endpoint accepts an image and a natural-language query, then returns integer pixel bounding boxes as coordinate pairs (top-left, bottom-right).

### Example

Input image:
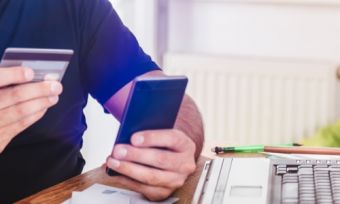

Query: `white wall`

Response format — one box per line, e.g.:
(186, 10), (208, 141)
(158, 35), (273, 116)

(168, 0), (340, 61)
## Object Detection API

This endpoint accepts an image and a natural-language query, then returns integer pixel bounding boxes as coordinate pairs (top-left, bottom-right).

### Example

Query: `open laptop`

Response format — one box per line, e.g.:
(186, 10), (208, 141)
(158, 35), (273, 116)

(192, 158), (340, 204)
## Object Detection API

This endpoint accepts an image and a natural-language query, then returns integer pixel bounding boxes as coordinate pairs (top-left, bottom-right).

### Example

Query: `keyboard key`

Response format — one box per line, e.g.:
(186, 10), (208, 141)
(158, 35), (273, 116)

(315, 165), (329, 168)
(282, 182), (298, 203)
(287, 167), (298, 173)
(300, 187), (315, 191)
(299, 168), (314, 175)
(277, 170), (286, 175)
(299, 165), (313, 169)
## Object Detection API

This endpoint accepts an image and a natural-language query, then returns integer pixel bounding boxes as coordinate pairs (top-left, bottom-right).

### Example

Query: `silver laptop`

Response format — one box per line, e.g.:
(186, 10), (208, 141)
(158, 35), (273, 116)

(192, 158), (340, 204)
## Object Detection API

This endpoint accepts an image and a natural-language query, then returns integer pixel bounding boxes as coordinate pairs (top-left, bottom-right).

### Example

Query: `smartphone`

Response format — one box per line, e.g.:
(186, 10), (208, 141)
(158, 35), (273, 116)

(106, 76), (188, 176)
(0, 48), (74, 82)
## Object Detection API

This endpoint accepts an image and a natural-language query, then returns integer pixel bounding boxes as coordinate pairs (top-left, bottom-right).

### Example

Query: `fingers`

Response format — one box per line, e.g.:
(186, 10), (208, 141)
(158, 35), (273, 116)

(107, 130), (197, 201)
(0, 67), (34, 87)
(0, 96), (58, 128)
(0, 81), (62, 109)
(112, 144), (196, 173)
(131, 129), (196, 153)
(0, 66), (63, 154)
(106, 157), (186, 189)
(113, 176), (174, 201)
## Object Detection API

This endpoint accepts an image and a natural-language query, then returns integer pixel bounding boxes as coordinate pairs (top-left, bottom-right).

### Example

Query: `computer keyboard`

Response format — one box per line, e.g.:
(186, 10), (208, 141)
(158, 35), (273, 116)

(275, 161), (340, 204)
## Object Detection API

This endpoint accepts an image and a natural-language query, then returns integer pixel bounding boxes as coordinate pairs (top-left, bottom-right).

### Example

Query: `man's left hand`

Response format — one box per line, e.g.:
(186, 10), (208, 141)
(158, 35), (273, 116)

(106, 129), (197, 201)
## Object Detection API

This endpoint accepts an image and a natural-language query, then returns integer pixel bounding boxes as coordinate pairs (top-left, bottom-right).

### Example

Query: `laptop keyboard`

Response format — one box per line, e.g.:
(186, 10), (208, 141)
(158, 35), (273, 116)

(276, 162), (340, 204)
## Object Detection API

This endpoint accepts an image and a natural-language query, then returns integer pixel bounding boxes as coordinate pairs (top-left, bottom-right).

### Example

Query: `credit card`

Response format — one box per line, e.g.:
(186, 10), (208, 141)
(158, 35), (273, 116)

(0, 48), (74, 82)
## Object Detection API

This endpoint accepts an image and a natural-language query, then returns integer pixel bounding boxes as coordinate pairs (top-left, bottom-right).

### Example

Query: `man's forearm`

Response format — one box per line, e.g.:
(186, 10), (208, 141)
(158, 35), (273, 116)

(175, 95), (204, 159)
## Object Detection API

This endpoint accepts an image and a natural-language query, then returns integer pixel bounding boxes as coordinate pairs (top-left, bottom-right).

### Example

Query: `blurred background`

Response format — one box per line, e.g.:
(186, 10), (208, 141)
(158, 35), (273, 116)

(82, 0), (340, 171)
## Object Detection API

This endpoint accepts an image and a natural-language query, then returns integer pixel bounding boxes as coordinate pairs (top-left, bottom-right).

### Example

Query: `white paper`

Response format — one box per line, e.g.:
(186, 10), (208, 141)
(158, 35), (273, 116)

(71, 191), (131, 204)
(62, 183), (179, 204)
(263, 152), (340, 160)
(61, 198), (71, 204)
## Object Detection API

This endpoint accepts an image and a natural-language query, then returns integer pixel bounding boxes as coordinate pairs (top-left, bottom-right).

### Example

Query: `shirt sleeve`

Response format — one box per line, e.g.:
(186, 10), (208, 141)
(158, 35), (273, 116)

(79, 0), (160, 105)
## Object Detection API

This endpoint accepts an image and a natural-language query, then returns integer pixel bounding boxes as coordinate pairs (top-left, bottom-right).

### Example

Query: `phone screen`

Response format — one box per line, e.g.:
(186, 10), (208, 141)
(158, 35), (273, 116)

(107, 76), (188, 176)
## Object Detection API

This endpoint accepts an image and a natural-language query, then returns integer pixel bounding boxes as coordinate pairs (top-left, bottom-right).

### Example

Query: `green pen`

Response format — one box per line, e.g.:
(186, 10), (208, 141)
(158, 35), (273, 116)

(211, 143), (302, 154)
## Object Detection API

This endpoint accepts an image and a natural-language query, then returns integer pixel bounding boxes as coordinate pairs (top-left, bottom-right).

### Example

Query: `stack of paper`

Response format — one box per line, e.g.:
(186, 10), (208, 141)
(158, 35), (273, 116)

(62, 183), (179, 204)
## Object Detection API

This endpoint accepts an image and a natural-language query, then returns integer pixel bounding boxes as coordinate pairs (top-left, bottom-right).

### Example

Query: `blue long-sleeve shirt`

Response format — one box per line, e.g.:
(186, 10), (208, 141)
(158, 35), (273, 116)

(0, 1), (159, 203)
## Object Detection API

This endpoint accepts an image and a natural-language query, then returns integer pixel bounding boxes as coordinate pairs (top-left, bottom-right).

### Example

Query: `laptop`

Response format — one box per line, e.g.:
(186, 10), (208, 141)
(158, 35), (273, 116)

(192, 158), (340, 204)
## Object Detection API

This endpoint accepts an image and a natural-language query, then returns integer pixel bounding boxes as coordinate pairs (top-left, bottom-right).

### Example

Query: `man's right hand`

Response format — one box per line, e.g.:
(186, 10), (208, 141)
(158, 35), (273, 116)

(0, 67), (63, 153)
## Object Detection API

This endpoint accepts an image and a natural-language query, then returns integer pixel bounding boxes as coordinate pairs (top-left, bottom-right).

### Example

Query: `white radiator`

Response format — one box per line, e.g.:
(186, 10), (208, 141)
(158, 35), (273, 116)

(164, 53), (339, 145)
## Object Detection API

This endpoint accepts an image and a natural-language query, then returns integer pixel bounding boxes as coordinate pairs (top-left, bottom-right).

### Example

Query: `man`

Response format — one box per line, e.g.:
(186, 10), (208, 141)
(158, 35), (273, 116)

(0, 0), (204, 203)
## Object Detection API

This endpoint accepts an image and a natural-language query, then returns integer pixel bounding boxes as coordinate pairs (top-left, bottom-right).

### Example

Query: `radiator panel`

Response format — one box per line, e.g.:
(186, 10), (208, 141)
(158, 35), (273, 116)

(164, 53), (338, 144)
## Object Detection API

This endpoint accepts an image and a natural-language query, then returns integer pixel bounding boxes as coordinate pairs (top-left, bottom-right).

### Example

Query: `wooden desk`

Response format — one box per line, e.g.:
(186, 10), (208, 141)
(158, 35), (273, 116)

(17, 153), (263, 204)
(17, 157), (208, 204)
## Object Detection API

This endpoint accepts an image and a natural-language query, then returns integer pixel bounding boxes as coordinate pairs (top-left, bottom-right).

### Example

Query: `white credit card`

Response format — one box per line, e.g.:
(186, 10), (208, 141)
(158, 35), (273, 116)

(0, 48), (74, 82)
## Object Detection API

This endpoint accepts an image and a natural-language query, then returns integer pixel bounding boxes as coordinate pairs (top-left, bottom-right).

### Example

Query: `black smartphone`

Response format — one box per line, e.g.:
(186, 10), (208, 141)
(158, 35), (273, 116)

(106, 76), (188, 176)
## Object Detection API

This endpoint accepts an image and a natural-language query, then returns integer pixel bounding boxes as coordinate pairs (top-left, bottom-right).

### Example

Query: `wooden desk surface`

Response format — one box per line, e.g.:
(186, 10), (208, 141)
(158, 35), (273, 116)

(17, 153), (263, 204)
